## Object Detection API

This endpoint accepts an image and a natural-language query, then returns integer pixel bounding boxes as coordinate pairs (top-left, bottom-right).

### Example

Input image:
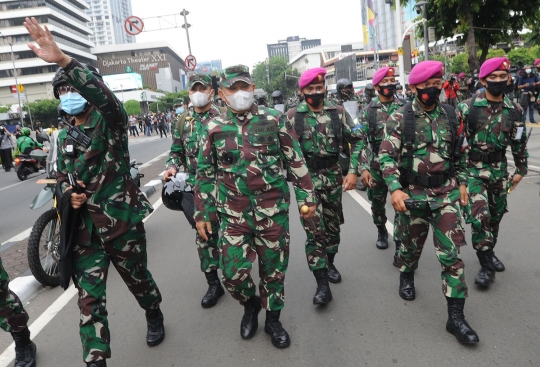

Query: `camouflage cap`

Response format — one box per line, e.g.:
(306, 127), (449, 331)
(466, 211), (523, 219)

(188, 74), (212, 89)
(220, 65), (252, 88)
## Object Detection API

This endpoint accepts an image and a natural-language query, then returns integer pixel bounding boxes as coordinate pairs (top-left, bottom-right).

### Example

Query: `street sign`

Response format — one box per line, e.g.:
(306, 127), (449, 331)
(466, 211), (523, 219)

(13, 93), (26, 101)
(17, 84), (24, 93)
(124, 16), (144, 36)
(11, 85), (17, 93)
(398, 47), (404, 55)
(185, 54), (197, 71)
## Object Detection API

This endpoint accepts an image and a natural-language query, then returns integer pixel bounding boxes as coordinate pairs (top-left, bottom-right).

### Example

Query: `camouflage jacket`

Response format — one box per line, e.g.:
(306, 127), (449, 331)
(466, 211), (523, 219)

(358, 96), (404, 171)
(286, 100), (369, 181)
(56, 59), (152, 242)
(194, 104), (316, 222)
(457, 92), (528, 182)
(165, 105), (222, 187)
(379, 97), (468, 207)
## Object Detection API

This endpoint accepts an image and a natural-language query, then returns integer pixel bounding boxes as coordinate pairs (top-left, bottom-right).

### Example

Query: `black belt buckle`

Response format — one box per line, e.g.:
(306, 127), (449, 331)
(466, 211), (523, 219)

(404, 198), (428, 211)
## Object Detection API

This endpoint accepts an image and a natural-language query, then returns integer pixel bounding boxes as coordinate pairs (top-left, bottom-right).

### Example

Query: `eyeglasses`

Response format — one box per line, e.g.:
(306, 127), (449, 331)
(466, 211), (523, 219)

(57, 86), (78, 95)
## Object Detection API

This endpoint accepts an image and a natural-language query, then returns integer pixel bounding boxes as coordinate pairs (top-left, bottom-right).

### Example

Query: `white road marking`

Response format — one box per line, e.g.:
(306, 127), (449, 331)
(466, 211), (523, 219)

(0, 227), (32, 249)
(347, 189), (395, 237)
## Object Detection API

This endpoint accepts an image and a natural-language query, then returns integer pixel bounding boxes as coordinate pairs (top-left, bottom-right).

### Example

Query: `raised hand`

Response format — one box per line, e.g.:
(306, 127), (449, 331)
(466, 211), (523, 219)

(23, 17), (71, 68)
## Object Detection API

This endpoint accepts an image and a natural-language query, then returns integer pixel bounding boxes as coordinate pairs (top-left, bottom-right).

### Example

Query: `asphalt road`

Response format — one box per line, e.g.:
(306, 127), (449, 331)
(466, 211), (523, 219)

(0, 134), (172, 246)
(0, 169), (538, 366)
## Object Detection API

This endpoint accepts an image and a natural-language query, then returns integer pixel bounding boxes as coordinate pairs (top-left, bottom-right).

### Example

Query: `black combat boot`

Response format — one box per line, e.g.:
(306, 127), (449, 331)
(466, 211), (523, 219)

(264, 310), (291, 348)
(312, 268), (333, 305)
(475, 250), (495, 288)
(399, 271), (415, 300)
(86, 360), (107, 367)
(240, 295), (261, 339)
(11, 327), (36, 367)
(393, 241), (401, 268)
(376, 225), (389, 249)
(145, 308), (165, 346)
(491, 252), (505, 272)
(445, 297), (479, 344)
(201, 270), (225, 308)
(326, 253), (342, 283)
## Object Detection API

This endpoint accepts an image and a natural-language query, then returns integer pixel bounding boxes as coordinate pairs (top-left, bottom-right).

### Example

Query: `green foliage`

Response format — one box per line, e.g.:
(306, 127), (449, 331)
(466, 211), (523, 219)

(507, 47), (535, 66)
(147, 91), (189, 113)
(450, 53), (469, 74)
(143, 84), (154, 91)
(22, 99), (60, 127)
(124, 100), (141, 115)
(252, 56), (300, 99)
(0, 105), (11, 113)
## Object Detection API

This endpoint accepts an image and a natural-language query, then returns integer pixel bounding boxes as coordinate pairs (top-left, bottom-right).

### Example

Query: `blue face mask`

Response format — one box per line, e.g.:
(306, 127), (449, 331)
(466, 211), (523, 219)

(176, 107), (185, 114)
(60, 93), (87, 115)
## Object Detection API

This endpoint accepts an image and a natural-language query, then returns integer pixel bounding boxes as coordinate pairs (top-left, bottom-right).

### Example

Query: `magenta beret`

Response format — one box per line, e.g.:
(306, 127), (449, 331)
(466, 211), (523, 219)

(479, 57), (510, 79)
(372, 67), (396, 86)
(299, 67), (327, 89)
(408, 61), (444, 85)
(534, 58), (540, 67)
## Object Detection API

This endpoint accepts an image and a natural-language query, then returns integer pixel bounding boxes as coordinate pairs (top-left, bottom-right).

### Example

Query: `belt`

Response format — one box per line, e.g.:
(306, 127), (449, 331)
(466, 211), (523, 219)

(305, 155), (338, 170)
(469, 150), (505, 163)
(399, 169), (451, 189)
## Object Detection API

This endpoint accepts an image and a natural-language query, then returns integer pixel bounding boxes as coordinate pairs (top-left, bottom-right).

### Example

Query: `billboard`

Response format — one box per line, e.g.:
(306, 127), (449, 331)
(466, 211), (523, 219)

(102, 73), (143, 91)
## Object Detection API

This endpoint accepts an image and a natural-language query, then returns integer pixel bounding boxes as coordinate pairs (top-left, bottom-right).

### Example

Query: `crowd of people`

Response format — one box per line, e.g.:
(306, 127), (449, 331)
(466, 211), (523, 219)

(0, 16), (532, 367)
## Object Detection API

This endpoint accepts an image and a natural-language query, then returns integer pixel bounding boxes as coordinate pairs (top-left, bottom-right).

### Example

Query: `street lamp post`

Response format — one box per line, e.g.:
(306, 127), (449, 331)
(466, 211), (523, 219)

(416, 1), (430, 61)
(180, 9), (192, 56)
(0, 32), (24, 126)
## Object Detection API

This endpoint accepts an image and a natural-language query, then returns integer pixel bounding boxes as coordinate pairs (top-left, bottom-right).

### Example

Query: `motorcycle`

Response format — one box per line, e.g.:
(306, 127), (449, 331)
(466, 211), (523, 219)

(27, 140), (144, 286)
(14, 148), (48, 181)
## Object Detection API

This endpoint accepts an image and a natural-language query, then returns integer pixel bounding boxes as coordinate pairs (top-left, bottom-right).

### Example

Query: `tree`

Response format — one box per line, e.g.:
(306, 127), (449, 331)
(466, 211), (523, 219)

(507, 47), (534, 66)
(0, 105), (11, 113)
(124, 100), (141, 116)
(252, 56), (300, 99)
(450, 52), (469, 74)
(22, 99), (60, 127)
(404, 0), (540, 73)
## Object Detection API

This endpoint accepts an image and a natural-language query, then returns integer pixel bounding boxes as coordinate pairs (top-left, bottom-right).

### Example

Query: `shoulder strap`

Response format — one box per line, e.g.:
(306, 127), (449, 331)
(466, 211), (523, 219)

(467, 96), (479, 135)
(329, 108), (342, 151)
(294, 110), (305, 142)
(402, 102), (416, 171)
(509, 101), (521, 123)
(367, 102), (379, 139)
(440, 103), (458, 148)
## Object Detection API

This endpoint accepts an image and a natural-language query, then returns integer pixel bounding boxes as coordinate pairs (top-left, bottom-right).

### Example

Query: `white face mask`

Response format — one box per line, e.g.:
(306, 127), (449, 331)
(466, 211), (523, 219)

(189, 91), (212, 107)
(526, 69), (532, 74)
(223, 90), (253, 111)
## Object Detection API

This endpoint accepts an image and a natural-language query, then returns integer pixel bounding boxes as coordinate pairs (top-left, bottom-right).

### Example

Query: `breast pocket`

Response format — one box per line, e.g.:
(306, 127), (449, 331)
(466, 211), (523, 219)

(184, 135), (199, 159)
(250, 133), (281, 169)
(499, 118), (512, 146)
(435, 128), (453, 159)
(214, 133), (239, 171)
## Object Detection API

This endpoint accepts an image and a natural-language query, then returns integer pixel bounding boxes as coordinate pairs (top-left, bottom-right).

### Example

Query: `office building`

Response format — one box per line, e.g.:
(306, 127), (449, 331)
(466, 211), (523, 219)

(85, 0), (135, 46)
(267, 36), (321, 62)
(0, 0), (96, 106)
(195, 60), (222, 75)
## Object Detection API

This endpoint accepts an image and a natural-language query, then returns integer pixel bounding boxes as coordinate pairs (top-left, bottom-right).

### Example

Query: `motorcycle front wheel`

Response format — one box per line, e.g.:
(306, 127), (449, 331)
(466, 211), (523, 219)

(28, 208), (61, 287)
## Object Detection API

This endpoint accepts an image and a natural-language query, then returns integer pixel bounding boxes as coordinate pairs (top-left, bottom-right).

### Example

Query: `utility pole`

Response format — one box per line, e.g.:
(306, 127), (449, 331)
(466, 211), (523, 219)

(415, 1), (430, 61)
(180, 9), (192, 55)
(24, 90), (33, 128)
(265, 58), (270, 85)
(393, 0), (405, 86)
(1, 32), (24, 126)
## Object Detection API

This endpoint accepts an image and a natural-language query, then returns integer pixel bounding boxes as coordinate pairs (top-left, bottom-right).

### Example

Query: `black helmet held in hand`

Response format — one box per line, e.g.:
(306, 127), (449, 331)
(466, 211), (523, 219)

(52, 64), (103, 99)
(162, 180), (184, 212)
(336, 78), (354, 100)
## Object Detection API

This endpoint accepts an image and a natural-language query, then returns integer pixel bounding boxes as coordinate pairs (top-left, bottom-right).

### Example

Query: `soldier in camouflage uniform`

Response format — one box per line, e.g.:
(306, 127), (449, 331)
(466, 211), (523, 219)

(379, 60), (479, 345)
(287, 67), (368, 305)
(194, 65), (316, 348)
(357, 67), (404, 263)
(334, 78), (361, 107)
(0, 258), (36, 367)
(25, 18), (163, 367)
(164, 74), (226, 308)
(361, 83), (376, 108)
(457, 57), (528, 289)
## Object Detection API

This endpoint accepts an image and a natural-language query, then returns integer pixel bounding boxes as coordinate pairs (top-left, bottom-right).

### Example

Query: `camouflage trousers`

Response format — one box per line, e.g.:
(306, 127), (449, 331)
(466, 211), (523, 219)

(218, 211), (289, 311)
(0, 258), (29, 333)
(300, 182), (343, 271)
(466, 176), (508, 252)
(397, 201), (468, 299)
(367, 167), (401, 240)
(73, 221), (162, 363)
(195, 221), (221, 273)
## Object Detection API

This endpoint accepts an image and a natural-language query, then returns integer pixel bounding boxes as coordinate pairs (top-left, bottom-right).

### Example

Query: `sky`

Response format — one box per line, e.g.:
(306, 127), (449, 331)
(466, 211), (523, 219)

(131, 0), (364, 71)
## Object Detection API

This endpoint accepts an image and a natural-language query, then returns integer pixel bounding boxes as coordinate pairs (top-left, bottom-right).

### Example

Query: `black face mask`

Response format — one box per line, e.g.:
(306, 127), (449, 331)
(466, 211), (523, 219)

(304, 93), (324, 107)
(416, 86), (441, 107)
(379, 84), (396, 98)
(485, 80), (507, 97)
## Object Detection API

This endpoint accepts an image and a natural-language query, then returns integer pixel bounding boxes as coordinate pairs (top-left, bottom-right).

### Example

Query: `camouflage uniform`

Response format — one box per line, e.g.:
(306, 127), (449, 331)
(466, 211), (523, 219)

(56, 59), (162, 362)
(195, 103), (315, 311)
(287, 100), (368, 271)
(358, 96), (403, 241)
(379, 96), (469, 299)
(0, 258), (29, 333)
(457, 92), (527, 255)
(165, 105), (223, 273)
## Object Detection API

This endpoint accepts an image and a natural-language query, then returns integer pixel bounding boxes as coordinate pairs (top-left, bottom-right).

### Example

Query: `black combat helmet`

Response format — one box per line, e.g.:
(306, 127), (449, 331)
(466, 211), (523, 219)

(271, 90), (283, 104)
(396, 84), (403, 91)
(336, 78), (354, 100)
(52, 64), (103, 116)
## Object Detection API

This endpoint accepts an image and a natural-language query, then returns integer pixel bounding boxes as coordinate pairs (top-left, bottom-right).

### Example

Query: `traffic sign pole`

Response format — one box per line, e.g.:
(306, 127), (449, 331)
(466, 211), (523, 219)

(180, 9), (192, 56)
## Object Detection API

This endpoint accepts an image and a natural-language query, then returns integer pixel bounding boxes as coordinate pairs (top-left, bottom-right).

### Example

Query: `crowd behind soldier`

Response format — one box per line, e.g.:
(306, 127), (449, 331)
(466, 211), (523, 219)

(6, 15), (532, 366)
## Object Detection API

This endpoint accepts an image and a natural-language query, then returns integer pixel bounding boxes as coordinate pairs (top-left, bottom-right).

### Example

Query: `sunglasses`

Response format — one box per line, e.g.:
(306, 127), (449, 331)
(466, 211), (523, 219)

(57, 86), (78, 95)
